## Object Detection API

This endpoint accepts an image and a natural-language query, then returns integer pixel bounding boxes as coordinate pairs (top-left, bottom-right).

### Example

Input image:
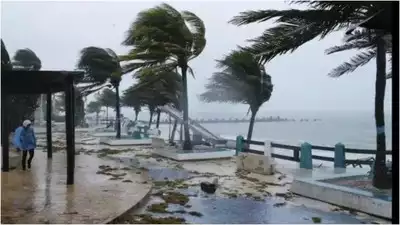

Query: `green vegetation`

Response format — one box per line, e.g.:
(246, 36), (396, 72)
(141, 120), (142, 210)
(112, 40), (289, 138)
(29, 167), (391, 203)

(200, 50), (273, 142)
(86, 101), (103, 125)
(77, 47), (123, 138)
(230, 1), (392, 189)
(312, 217), (322, 223)
(120, 3), (206, 150)
(1, 41), (40, 131)
(147, 203), (169, 213)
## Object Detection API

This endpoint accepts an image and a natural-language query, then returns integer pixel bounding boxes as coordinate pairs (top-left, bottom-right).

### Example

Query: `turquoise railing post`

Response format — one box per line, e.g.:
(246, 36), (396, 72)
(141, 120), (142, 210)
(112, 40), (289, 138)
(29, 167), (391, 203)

(235, 136), (244, 156)
(300, 142), (313, 169)
(334, 142), (346, 168)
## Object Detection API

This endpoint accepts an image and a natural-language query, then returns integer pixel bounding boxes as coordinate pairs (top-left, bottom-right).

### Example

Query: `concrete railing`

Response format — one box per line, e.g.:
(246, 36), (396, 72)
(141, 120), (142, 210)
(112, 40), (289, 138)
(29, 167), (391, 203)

(235, 135), (392, 170)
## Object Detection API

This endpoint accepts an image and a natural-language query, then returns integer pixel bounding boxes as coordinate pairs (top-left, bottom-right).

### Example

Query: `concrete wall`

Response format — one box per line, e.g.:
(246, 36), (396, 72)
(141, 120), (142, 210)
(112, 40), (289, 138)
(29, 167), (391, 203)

(236, 152), (276, 175)
(152, 137), (166, 150)
(291, 179), (392, 219)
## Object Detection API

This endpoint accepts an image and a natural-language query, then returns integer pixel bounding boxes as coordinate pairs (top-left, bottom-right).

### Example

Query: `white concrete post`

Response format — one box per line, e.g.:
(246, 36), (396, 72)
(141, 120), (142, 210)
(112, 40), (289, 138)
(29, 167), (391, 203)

(264, 140), (272, 157)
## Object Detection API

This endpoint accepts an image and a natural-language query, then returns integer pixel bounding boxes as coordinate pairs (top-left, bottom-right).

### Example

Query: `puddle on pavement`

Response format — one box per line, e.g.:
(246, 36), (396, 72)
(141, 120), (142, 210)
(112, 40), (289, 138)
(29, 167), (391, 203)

(128, 167), (374, 224)
(135, 186), (374, 224)
(148, 168), (191, 181)
(89, 149), (383, 224)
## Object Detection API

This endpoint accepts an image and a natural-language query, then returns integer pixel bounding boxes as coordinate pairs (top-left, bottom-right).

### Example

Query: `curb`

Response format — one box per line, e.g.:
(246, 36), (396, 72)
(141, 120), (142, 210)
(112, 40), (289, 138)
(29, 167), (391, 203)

(104, 171), (153, 224)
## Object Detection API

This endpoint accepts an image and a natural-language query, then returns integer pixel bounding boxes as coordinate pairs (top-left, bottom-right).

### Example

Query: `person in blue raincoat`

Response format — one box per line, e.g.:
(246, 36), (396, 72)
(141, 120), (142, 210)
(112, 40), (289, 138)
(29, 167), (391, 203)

(12, 120), (37, 170)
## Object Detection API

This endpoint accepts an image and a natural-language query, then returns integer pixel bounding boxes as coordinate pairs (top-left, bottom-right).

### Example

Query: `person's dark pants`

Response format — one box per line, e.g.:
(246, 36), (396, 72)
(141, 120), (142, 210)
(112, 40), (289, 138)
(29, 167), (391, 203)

(21, 149), (34, 170)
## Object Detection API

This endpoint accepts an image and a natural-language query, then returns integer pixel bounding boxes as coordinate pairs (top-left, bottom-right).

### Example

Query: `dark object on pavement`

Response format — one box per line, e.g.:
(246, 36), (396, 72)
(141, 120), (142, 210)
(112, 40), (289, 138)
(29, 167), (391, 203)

(200, 178), (218, 194)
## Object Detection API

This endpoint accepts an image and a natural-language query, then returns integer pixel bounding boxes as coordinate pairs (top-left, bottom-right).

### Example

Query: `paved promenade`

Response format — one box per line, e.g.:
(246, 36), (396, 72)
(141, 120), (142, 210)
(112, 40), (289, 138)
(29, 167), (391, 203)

(1, 150), (152, 224)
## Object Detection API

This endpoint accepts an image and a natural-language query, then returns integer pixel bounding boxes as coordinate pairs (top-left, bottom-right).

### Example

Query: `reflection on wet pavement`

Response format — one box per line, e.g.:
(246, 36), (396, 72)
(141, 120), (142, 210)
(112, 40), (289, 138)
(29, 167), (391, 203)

(1, 151), (152, 224)
(123, 164), (381, 224)
(175, 195), (365, 224)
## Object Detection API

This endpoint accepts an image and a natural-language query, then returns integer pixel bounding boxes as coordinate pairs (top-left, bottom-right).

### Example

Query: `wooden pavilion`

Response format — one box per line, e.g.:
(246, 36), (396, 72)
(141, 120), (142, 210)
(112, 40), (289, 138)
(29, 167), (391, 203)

(1, 70), (83, 185)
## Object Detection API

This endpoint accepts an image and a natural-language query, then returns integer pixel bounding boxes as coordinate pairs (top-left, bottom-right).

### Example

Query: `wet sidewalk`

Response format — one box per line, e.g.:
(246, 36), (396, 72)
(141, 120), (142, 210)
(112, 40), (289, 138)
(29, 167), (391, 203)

(1, 150), (152, 224)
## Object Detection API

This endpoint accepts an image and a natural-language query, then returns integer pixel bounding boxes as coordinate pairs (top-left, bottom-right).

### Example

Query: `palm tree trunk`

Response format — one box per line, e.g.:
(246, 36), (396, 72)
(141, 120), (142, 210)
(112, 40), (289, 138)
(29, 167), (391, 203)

(180, 64), (192, 150)
(96, 112), (99, 125)
(170, 119), (178, 143)
(106, 107), (109, 123)
(372, 35), (390, 189)
(246, 112), (257, 142)
(148, 110), (154, 128)
(156, 109), (161, 128)
(115, 85), (121, 139)
(134, 110), (139, 121)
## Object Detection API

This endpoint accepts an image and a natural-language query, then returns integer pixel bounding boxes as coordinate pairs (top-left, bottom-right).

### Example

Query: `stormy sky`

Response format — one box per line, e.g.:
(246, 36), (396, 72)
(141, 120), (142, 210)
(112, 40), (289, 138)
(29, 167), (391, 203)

(1, 1), (393, 118)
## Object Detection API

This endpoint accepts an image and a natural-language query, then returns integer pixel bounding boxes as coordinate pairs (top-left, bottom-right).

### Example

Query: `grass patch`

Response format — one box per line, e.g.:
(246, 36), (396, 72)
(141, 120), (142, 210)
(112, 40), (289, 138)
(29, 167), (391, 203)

(147, 203), (169, 213)
(188, 211), (203, 217)
(117, 214), (186, 224)
(222, 192), (238, 198)
(97, 148), (133, 158)
(153, 180), (189, 189)
(155, 191), (189, 205)
(273, 202), (287, 207)
(312, 217), (322, 223)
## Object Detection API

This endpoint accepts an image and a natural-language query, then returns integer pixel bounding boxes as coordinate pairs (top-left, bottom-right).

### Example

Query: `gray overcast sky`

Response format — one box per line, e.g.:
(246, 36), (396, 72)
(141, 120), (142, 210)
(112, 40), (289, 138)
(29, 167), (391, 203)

(1, 0), (392, 117)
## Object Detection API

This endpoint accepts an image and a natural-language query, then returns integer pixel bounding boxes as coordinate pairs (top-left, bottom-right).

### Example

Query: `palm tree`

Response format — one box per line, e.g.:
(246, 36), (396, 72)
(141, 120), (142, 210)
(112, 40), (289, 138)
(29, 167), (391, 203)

(12, 48), (42, 70)
(86, 101), (102, 125)
(121, 88), (142, 122)
(324, 29), (392, 79)
(229, 1), (392, 189)
(120, 3), (206, 150)
(97, 88), (116, 123)
(51, 89), (86, 126)
(8, 47), (42, 129)
(200, 50), (273, 142)
(77, 47), (123, 138)
(2, 41), (41, 132)
(127, 67), (182, 128)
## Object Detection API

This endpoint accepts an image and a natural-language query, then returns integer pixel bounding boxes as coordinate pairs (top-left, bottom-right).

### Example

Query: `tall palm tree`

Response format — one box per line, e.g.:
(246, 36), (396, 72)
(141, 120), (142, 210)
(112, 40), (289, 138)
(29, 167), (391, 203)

(200, 50), (273, 142)
(86, 100), (102, 125)
(324, 29), (392, 79)
(229, 2), (392, 189)
(121, 88), (143, 122)
(1, 42), (41, 131)
(97, 88), (117, 123)
(120, 3), (206, 150)
(51, 89), (86, 126)
(13, 48), (42, 70)
(77, 47), (123, 138)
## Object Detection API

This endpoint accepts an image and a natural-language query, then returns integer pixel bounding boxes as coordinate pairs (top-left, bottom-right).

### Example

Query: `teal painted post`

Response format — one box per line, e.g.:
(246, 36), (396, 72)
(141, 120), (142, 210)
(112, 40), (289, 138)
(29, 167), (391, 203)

(235, 136), (244, 156)
(300, 142), (313, 169)
(334, 143), (346, 168)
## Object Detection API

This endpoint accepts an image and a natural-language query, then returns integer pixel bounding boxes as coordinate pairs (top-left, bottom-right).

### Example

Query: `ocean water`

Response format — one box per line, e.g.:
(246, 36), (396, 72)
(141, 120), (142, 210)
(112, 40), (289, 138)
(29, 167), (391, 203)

(157, 111), (393, 149)
(155, 111), (393, 166)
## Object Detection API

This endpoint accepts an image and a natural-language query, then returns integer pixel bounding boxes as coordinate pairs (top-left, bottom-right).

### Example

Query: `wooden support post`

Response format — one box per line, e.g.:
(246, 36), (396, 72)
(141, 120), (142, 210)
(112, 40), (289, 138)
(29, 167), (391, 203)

(65, 79), (75, 185)
(334, 142), (346, 168)
(235, 135), (244, 156)
(46, 92), (52, 159)
(1, 93), (9, 172)
(300, 142), (313, 169)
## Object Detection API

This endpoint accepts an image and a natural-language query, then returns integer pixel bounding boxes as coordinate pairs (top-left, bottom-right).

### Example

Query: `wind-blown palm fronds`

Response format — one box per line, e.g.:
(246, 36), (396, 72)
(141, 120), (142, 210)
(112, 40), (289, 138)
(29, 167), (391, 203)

(123, 67), (181, 127)
(200, 50), (273, 142)
(229, 2), (387, 64)
(325, 29), (392, 78)
(12, 48), (42, 70)
(121, 3), (206, 149)
(77, 46), (123, 138)
(230, 1), (392, 188)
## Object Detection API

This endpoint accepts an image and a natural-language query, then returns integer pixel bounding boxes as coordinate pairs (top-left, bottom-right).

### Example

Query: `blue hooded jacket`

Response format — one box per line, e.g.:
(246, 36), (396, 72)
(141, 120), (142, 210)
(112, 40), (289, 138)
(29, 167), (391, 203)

(12, 126), (36, 151)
